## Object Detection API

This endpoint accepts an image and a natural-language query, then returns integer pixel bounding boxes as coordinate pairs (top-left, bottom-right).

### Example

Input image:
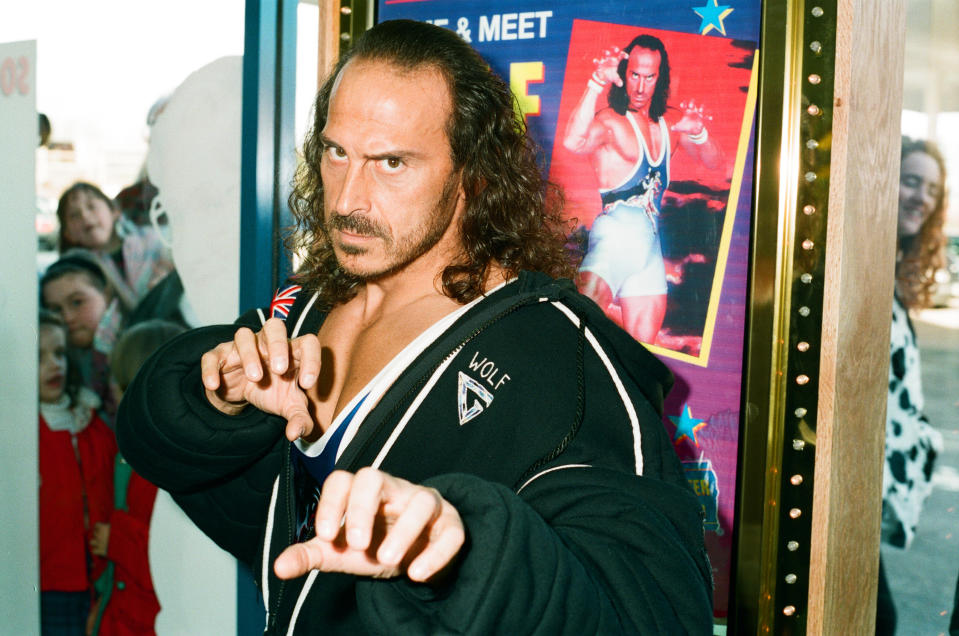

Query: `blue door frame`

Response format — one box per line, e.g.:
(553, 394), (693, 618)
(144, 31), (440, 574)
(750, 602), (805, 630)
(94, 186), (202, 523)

(241, 0), (297, 314)
(238, 1), (297, 632)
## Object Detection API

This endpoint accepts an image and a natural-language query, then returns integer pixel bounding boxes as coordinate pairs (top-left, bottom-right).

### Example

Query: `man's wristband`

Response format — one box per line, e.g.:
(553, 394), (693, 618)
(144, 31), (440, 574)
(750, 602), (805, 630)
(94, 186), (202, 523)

(587, 72), (607, 94)
(688, 126), (709, 145)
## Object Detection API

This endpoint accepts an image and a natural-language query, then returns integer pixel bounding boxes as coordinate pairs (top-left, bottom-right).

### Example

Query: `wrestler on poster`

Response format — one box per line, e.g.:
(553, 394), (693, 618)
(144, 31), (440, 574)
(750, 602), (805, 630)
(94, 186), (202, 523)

(551, 20), (754, 361)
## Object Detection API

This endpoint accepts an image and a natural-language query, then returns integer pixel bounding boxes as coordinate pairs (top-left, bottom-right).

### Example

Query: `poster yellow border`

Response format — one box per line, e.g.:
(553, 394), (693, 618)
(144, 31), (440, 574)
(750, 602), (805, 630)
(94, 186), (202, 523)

(645, 51), (761, 366)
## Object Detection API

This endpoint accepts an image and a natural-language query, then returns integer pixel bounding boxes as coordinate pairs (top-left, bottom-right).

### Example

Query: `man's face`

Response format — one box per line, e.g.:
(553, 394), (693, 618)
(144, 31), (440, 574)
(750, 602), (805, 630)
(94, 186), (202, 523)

(319, 59), (464, 281)
(625, 47), (661, 114)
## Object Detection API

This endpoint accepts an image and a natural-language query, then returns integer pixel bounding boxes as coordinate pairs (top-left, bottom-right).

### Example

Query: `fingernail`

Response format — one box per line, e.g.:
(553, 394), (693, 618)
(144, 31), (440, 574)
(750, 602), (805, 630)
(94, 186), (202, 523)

(300, 373), (315, 386)
(272, 358), (285, 373)
(347, 528), (365, 546)
(380, 545), (397, 564)
(246, 364), (260, 379)
(409, 563), (428, 580)
(317, 520), (335, 538)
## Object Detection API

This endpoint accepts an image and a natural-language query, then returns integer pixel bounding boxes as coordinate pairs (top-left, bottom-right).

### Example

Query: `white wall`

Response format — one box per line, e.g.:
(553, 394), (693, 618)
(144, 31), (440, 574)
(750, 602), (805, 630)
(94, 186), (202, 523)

(0, 38), (39, 635)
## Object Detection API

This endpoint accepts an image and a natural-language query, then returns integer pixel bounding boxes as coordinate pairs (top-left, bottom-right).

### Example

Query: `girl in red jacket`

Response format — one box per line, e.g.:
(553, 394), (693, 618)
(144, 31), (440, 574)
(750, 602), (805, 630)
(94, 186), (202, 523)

(38, 310), (116, 634)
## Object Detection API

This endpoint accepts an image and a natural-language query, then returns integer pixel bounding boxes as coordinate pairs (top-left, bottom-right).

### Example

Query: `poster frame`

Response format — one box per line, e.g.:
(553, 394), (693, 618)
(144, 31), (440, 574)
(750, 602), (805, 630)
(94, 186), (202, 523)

(733, 0), (838, 632)
(342, 0), (842, 631)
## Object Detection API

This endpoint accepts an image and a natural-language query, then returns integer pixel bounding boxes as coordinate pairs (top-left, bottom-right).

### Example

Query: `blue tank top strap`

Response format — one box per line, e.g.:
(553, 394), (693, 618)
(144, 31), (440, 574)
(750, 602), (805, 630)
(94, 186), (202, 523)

(291, 393), (368, 542)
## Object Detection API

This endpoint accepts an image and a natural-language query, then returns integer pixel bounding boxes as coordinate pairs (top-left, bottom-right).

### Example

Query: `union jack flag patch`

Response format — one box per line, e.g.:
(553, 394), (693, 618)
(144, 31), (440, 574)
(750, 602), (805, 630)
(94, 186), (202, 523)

(269, 284), (302, 320)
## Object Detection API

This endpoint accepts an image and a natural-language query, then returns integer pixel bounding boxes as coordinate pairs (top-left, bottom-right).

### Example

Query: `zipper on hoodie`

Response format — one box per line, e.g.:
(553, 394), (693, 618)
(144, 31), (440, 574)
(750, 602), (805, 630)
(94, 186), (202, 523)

(266, 450), (296, 633)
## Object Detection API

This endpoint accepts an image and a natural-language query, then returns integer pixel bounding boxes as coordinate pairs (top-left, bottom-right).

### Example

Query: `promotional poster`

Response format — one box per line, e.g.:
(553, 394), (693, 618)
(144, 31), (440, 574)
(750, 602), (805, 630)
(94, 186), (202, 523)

(379, 1), (762, 617)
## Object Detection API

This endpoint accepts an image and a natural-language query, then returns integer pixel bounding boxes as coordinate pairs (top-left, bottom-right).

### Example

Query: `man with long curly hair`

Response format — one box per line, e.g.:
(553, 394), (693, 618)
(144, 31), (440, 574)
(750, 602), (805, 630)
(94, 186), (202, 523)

(117, 20), (712, 633)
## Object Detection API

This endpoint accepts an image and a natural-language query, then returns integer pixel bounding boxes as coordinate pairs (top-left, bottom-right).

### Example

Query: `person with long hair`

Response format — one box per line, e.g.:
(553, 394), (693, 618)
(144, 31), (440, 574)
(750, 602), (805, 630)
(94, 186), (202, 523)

(894, 137), (948, 310)
(117, 20), (712, 633)
(877, 136), (948, 634)
(286, 27), (575, 307)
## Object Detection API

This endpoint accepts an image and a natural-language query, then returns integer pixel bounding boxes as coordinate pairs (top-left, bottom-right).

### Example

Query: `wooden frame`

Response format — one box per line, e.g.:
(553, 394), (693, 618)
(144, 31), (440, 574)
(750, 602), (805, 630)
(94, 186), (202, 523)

(735, 0), (904, 633)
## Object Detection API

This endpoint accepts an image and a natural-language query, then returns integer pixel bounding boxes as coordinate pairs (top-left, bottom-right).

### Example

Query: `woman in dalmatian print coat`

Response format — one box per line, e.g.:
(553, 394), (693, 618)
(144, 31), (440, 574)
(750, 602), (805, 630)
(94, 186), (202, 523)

(882, 137), (948, 550)
(875, 136), (950, 635)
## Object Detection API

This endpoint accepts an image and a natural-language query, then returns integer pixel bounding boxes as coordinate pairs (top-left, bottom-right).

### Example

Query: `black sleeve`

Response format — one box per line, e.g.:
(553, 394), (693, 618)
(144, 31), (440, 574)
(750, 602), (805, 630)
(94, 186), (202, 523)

(115, 314), (288, 565)
(116, 285), (323, 566)
(355, 469), (713, 635)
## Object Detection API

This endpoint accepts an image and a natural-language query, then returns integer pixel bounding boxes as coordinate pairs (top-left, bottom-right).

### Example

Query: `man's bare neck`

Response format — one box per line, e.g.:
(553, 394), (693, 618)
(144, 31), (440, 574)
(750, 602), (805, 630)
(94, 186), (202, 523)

(335, 262), (510, 325)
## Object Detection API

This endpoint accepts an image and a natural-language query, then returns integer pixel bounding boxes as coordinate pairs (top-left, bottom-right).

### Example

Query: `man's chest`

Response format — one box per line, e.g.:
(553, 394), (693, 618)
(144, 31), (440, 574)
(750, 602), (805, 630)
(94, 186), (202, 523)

(308, 298), (463, 430)
(607, 114), (663, 163)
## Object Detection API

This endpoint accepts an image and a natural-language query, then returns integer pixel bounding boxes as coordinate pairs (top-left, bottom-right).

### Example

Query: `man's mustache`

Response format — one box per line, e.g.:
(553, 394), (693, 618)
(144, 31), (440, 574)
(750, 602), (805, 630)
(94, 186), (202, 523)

(325, 212), (389, 242)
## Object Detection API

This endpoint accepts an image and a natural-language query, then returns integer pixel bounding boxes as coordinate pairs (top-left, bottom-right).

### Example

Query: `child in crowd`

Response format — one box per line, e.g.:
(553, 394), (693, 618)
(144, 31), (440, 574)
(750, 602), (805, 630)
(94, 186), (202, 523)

(37, 310), (116, 635)
(56, 181), (173, 314)
(86, 319), (186, 636)
(41, 254), (123, 424)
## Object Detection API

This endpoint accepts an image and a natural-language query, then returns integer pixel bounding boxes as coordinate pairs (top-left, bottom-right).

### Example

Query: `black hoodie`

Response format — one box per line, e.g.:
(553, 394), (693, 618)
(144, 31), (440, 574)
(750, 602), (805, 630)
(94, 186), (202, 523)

(117, 271), (712, 635)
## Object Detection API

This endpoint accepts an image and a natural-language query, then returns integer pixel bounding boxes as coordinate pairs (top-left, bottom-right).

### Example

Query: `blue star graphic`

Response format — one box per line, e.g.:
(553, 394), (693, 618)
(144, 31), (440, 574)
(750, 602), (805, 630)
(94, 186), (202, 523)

(669, 404), (708, 446)
(693, 0), (734, 36)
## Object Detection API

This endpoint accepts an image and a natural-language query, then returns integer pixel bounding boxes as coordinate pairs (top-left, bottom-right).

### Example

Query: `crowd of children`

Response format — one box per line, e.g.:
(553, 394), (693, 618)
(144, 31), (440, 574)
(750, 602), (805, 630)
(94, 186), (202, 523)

(38, 181), (188, 635)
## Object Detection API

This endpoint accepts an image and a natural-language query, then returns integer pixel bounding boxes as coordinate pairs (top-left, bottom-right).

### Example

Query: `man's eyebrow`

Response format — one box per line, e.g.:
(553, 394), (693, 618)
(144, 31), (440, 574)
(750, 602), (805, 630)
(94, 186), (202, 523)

(366, 149), (427, 162)
(318, 134), (426, 161)
(318, 134), (340, 148)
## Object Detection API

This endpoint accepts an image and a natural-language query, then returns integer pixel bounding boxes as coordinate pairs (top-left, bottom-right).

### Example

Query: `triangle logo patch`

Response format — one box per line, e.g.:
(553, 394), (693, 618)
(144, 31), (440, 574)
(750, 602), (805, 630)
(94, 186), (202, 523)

(457, 371), (494, 426)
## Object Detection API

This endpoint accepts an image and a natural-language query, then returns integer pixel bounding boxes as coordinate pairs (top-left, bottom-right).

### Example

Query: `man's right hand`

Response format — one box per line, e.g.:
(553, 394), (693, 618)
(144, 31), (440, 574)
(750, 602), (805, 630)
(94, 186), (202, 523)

(592, 46), (628, 87)
(200, 317), (321, 441)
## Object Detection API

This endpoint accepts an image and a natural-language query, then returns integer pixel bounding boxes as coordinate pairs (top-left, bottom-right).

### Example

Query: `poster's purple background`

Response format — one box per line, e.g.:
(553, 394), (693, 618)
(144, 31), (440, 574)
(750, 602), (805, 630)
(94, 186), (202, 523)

(379, 0), (760, 618)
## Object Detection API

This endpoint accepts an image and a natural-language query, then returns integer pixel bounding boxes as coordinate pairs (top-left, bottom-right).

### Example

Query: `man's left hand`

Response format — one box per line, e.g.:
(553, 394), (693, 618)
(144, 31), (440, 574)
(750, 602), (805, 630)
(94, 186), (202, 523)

(670, 100), (711, 136)
(274, 468), (465, 583)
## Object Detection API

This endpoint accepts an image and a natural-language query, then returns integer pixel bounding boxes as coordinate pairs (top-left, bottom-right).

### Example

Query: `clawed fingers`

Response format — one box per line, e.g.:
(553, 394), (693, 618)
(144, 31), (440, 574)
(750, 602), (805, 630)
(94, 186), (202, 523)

(315, 470), (353, 542)
(234, 326), (263, 381)
(283, 402), (315, 442)
(287, 469), (465, 581)
(199, 318), (326, 429)
(406, 511), (465, 582)
(594, 46), (627, 69)
(200, 341), (235, 391)
(262, 317), (290, 375)
(681, 100), (709, 115)
(292, 333), (321, 389)
(375, 487), (442, 567)
(274, 539), (327, 580)
(343, 468), (388, 551)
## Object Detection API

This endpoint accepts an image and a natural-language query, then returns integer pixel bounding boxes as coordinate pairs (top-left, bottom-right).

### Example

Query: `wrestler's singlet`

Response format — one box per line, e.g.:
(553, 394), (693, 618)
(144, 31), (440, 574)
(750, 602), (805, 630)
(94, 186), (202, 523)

(580, 112), (670, 297)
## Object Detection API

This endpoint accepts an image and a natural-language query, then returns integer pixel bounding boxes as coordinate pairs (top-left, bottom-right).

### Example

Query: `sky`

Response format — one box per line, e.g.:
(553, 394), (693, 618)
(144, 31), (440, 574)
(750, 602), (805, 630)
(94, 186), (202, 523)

(1, 1), (245, 146)
(1, 0), (317, 196)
